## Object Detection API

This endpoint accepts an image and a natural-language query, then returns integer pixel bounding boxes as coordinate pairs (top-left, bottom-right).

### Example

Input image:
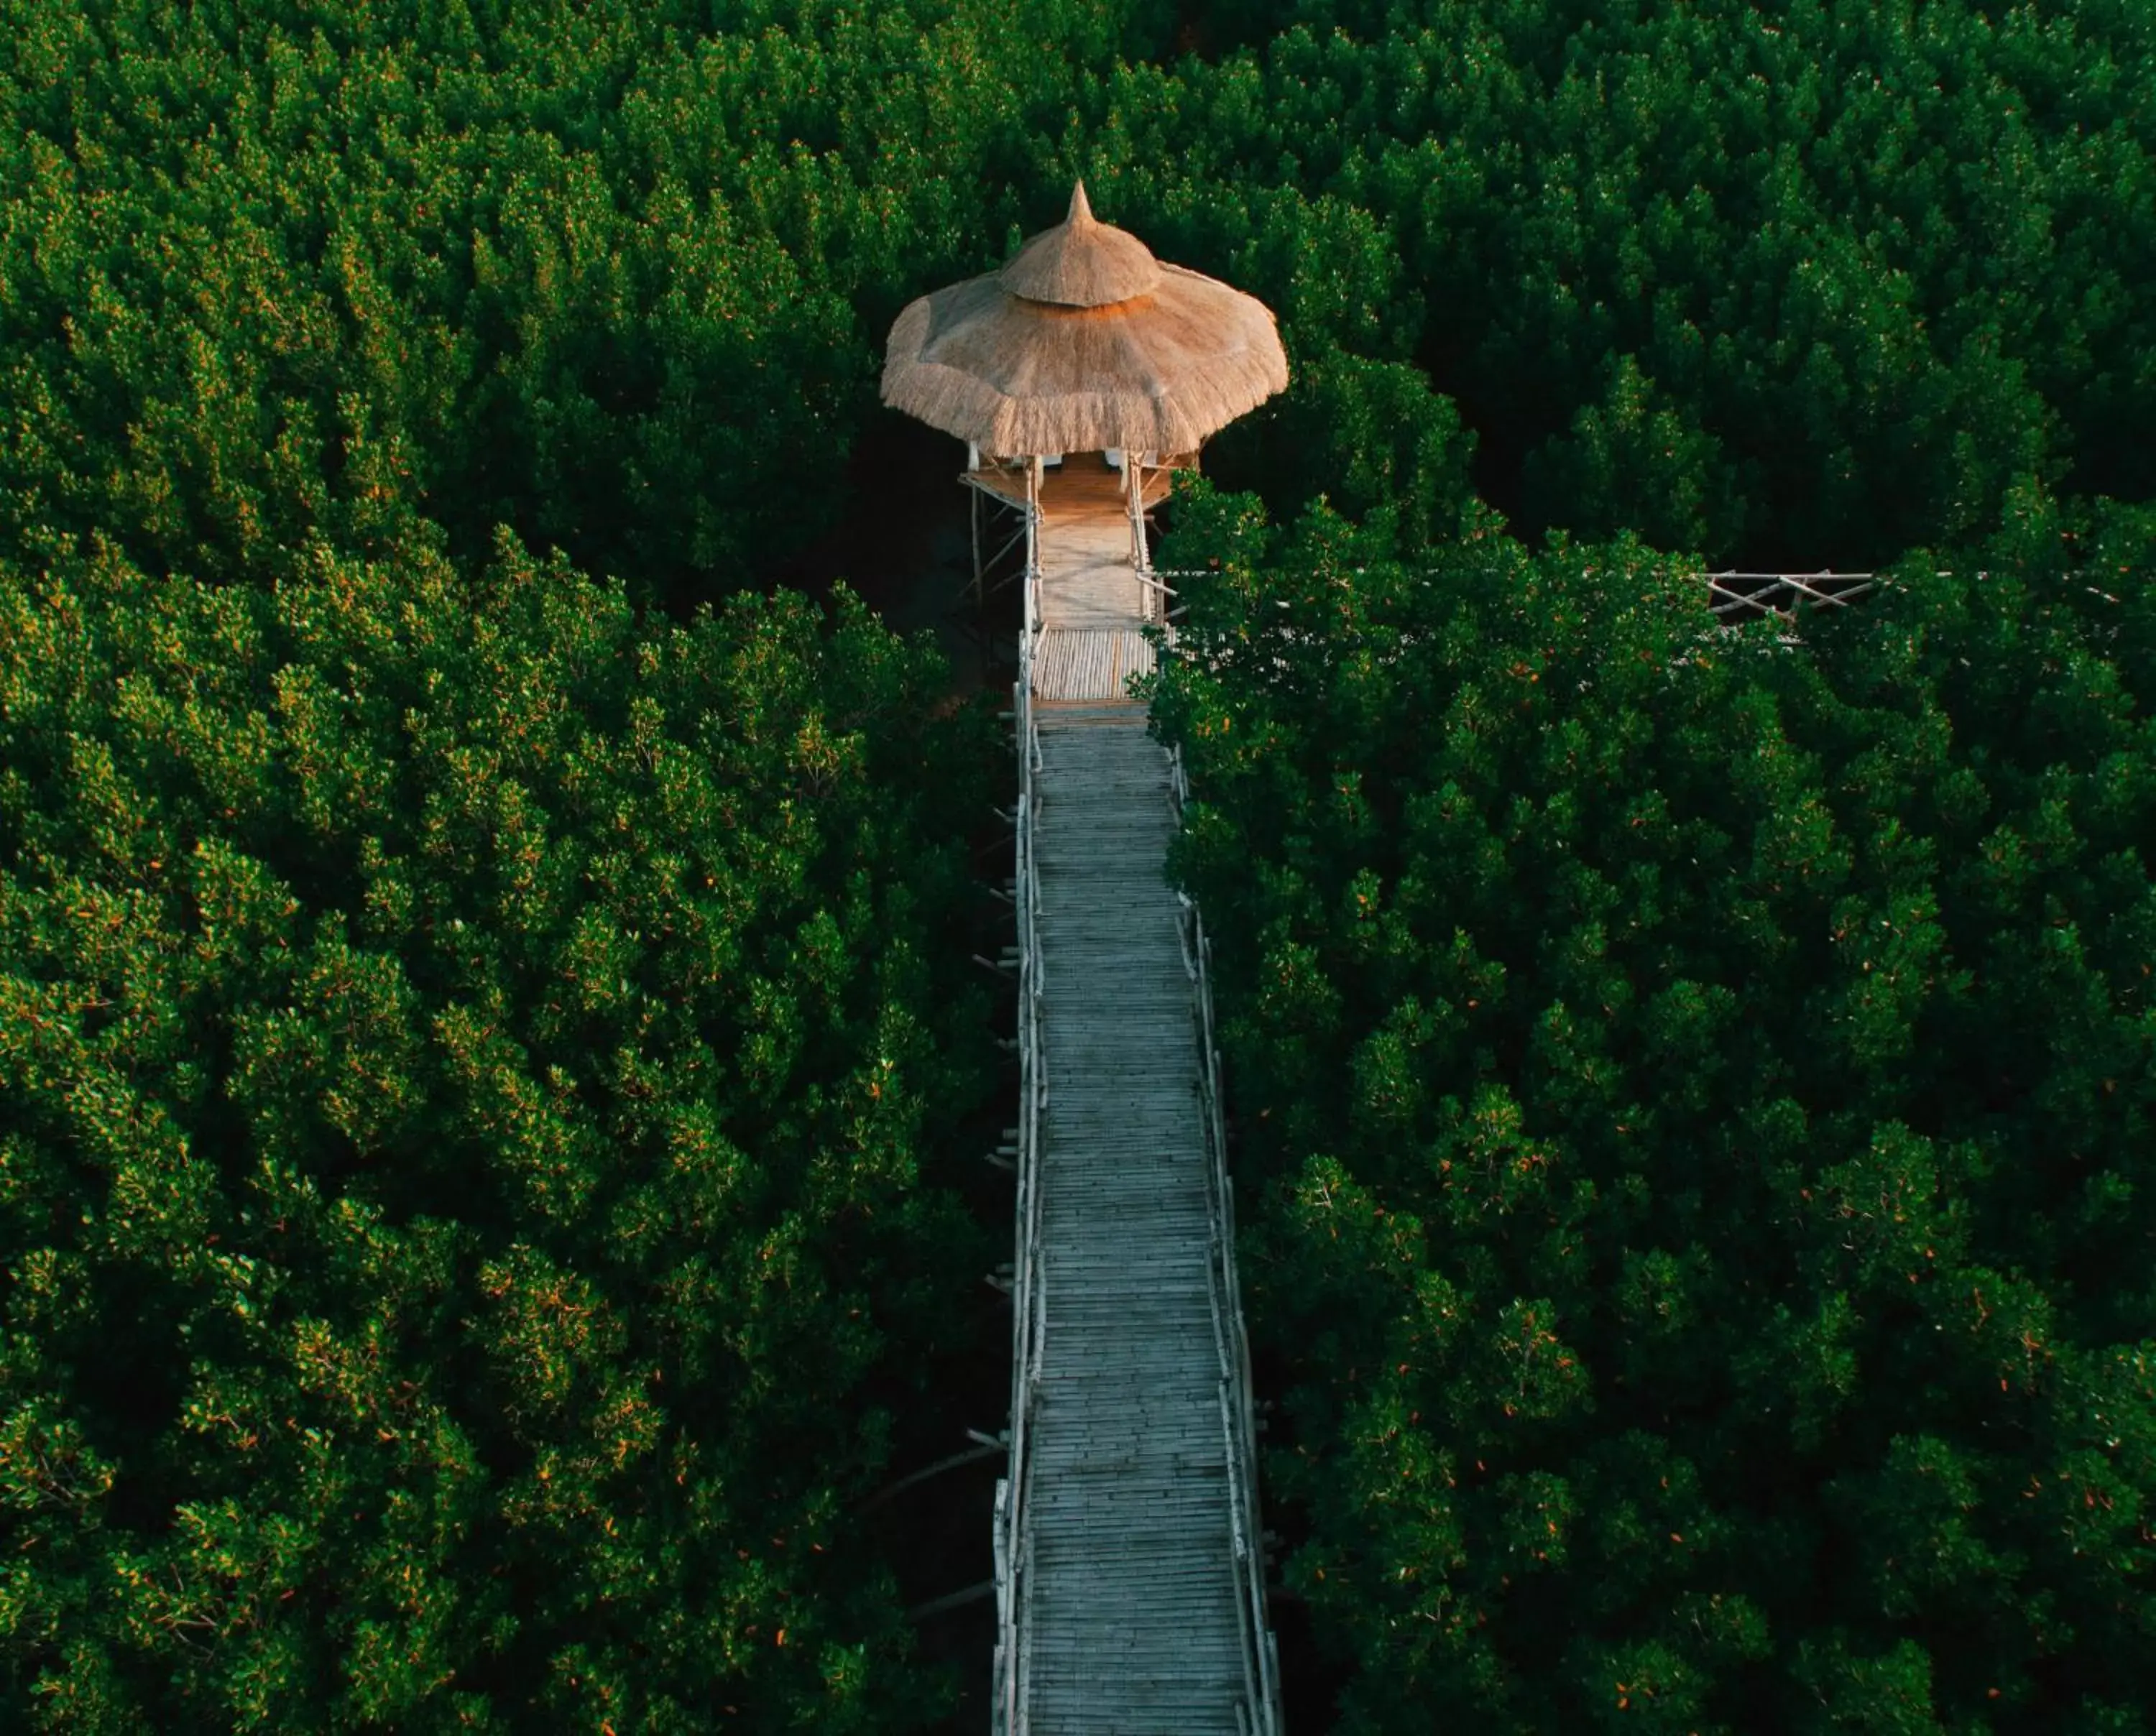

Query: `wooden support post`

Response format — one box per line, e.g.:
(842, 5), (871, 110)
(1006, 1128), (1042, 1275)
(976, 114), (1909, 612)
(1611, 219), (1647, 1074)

(908, 1579), (997, 1622)
(858, 1439), (1010, 1515)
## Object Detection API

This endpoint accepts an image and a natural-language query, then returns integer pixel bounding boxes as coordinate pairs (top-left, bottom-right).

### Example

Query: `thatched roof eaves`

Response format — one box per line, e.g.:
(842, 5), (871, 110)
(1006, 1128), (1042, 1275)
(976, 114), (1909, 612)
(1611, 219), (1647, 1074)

(882, 255), (1289, 457)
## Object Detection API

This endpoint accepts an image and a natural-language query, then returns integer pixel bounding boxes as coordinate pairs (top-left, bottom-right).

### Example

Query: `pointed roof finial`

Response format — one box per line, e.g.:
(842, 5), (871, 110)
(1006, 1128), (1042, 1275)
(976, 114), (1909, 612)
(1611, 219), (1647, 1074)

(997, 178), (1161, 308)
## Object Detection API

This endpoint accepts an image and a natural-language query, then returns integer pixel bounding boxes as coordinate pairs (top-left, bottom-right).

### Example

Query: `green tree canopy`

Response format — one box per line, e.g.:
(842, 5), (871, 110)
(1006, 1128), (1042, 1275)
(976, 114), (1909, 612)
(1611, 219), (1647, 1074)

(12, 0), (2155, 599)
(1146, 477), (2156, 1731)
(1087, 0), (2156, 566)
(0, 525), (1003, 1731)
(3, 1), (2153, 1730)
(0, 0), (1175, 603)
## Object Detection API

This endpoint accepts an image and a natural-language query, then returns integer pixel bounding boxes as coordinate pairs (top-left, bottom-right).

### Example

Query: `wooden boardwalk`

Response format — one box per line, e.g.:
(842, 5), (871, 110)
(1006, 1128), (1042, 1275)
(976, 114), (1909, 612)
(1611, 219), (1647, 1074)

(1024, 707), (1244, 1730)
(994, 453), (1279, 1734)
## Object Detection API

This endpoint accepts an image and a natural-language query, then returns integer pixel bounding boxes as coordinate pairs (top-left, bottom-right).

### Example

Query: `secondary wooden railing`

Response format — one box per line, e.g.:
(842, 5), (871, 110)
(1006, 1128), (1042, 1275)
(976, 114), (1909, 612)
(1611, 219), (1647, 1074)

(1703, 569), (1876, 616)
(1151, 567), (1884, 621)
(993, 469), (1046, 1736)
(1169, 742), (1284, 1736)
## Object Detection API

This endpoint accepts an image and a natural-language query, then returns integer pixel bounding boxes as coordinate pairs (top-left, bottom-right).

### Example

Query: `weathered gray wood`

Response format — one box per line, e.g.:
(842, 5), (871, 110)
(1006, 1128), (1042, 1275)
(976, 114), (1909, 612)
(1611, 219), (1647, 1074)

(1015, 710), (1246, 1732)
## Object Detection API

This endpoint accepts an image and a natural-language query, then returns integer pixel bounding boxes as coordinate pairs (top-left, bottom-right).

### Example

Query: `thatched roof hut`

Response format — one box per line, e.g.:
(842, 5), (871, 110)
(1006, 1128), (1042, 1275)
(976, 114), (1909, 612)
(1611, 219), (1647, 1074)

(880, 183), (1289, 460)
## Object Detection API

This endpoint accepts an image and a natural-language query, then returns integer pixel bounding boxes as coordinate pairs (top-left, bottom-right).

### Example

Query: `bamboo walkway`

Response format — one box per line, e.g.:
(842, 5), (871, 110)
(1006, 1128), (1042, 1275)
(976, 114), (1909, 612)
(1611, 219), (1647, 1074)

(1030, 458), (1166, 703)
(1038, 461), (1148, 629)
(993, 456), (1280, 1735)
(1031, 630), (1158, 703)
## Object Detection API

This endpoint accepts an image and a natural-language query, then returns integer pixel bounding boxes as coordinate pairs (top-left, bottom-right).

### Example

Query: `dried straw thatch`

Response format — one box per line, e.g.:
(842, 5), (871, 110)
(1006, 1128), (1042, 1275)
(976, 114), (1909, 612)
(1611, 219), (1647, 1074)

(881, 182), (1289, 458)
(997, 181), (1162, 307)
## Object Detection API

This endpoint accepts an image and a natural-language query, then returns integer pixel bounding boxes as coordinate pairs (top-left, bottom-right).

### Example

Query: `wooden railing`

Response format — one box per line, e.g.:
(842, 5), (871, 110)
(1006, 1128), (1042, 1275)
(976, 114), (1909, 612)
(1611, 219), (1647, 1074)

(1153, 566), (1884, 611)
(993, 468), (1045, 1736)
(1704, 569), (1876, 617)
(1169, 744), (1284, 1736)
(1125, 456), (1175, 625)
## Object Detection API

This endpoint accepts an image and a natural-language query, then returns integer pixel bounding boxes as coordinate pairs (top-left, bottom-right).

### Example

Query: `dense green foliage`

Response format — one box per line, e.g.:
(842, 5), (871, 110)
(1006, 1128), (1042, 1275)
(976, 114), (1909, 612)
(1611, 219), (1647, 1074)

(1147, 479), (2156, 1731)
(0, 0), (1173, 603)
(0, 0), (1126, 1726)
(3, 0), (2155, 1728)
(0, 528), (1002, 1730)
(1100, 0), (2156, 563)
(9, 0), (2153, 596)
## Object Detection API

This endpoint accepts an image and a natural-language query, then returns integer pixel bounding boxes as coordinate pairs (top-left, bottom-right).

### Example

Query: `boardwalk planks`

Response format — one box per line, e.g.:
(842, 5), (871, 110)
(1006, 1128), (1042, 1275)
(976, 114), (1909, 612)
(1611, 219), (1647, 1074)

(1023, 711), (1246, 1732)
(993, 456), (1280, 1734)
(1031, 629), (1159, 703)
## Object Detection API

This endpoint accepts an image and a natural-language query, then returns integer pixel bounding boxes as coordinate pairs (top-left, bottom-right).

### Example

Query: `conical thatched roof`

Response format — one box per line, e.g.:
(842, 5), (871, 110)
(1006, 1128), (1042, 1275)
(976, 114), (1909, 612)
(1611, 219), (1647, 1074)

(881, 182), (1289, 458)
(997, 181), (1162, 307)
